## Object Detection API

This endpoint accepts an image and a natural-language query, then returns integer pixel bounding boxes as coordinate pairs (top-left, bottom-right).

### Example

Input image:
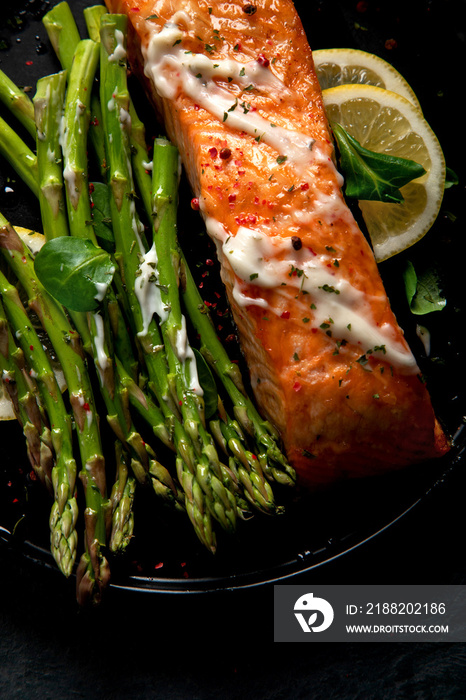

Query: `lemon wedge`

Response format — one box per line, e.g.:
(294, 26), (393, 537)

(1, 227), (66, 421)
(321, 84), (445, 261)
(313, 48), (422, 111)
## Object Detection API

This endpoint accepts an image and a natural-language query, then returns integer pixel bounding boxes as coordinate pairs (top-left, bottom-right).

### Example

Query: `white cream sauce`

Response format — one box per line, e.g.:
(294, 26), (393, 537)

(92, 311), (109, 382)
(142, 17), (340, 180)
(134, 243), (203, 395)
(207, 219), (418, 373)
(174, 316), (203, 396)
(94, 280), (111, 303)
(108, 29), (126, 63)
(134, 242), (167, 336)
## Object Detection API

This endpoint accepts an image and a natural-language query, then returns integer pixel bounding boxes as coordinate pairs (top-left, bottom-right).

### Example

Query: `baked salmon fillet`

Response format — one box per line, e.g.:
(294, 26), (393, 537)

(104, 0), (450, 487)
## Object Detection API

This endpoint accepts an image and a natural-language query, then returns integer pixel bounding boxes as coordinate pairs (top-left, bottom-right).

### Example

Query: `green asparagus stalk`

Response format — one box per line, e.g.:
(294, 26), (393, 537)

(150, 137), (239, 527)
(55, 38), (181, 511)
(132, 129), (289, 508)
(0, 115), (39, 197)
(99, 14), (226, 550)
(33, 71), (69, 241)
(83, 4), (108, 43)
(42, 2), (81, 78)
(0, 272), (78, 576)
(57, 36), (138, 381)
(180, 257), (296, 486)
(120, 59), (294, 494)
(0, 299), (54, 492)
(33, 71), (94, 356)
(0, 212), (110, 601)
(90, 304), (185, 510)
(0, 68), (36, 139)
(1, 60), (182, 524)
(109, 440), (136, 553)
(60, 39), (100, 242)
(115, 357), (174, 452)
(42, 1), (107, 177)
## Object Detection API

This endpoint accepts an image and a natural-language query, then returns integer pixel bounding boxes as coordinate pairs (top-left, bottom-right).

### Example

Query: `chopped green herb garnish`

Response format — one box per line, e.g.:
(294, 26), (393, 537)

(319, 284), (340, 294)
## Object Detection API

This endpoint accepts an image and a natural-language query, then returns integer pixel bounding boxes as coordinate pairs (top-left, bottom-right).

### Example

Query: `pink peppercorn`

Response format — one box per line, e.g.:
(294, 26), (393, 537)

(257, 53), (270, 68)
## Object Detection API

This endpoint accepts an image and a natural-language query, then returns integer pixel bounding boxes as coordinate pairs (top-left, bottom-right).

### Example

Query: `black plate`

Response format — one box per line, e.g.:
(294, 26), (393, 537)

(0, 0), (465, 595)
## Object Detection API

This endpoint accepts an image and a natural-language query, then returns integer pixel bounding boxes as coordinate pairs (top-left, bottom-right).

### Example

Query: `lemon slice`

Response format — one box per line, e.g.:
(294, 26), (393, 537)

(313, 48), (422, 111)
(321, 84), (445, 261)
(1, 227), (66, 420)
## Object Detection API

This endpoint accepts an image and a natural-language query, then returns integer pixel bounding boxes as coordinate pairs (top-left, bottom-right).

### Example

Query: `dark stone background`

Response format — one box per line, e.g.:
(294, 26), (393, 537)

(1, 1), (466, 697)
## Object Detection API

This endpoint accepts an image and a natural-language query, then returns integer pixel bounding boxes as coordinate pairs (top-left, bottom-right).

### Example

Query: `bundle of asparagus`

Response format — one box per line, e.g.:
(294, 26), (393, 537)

(0, 2), (295, 605)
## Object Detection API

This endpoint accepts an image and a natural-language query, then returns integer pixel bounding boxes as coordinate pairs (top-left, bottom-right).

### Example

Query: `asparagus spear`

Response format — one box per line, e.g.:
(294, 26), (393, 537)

(2, 60), (183, 521)
(0, 271), (78, 577)
(54, 38), (182, 512)
(180, 257), (296, 486)
(0, 68), (36, 139)
(83, 5), (108, 43)
(42, 1), (107, 176)
(33, 71), (69, 240)
(60, 39), (100, 242)
(33, 71), (95, 357)
(109, 440), (136, 553)
(0, 298), (54, 492)
(129, 104), (292, 500)
(0, 212), (110, 602)
(42, 1), (81, 77)
(99, 14), (230, 550)
(150, 137), (243, 524)
(0, 115), (39, 197)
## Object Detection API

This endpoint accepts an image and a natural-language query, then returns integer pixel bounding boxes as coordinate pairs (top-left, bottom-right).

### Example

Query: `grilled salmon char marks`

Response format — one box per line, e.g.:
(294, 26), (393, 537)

(105, 0), (450, 486)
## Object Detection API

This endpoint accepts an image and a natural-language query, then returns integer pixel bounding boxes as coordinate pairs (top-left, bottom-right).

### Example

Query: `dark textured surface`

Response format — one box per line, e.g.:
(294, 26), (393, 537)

(2, 464), (466, 699)
(1, 0), (466, 697)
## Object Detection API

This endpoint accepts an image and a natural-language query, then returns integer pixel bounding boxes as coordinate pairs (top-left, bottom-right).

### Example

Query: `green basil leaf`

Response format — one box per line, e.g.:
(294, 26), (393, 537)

(445, 166), (459, 189)
(193, 348), (218, 419)
(34, 237), (115, 312)
(402, 260), (446, 315)
(90, 182), (114, 253)
(331, 122), (426, 203)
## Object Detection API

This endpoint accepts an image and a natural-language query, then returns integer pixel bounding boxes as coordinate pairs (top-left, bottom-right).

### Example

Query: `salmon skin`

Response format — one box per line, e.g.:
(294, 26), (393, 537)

(104, 0), (449, 487)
